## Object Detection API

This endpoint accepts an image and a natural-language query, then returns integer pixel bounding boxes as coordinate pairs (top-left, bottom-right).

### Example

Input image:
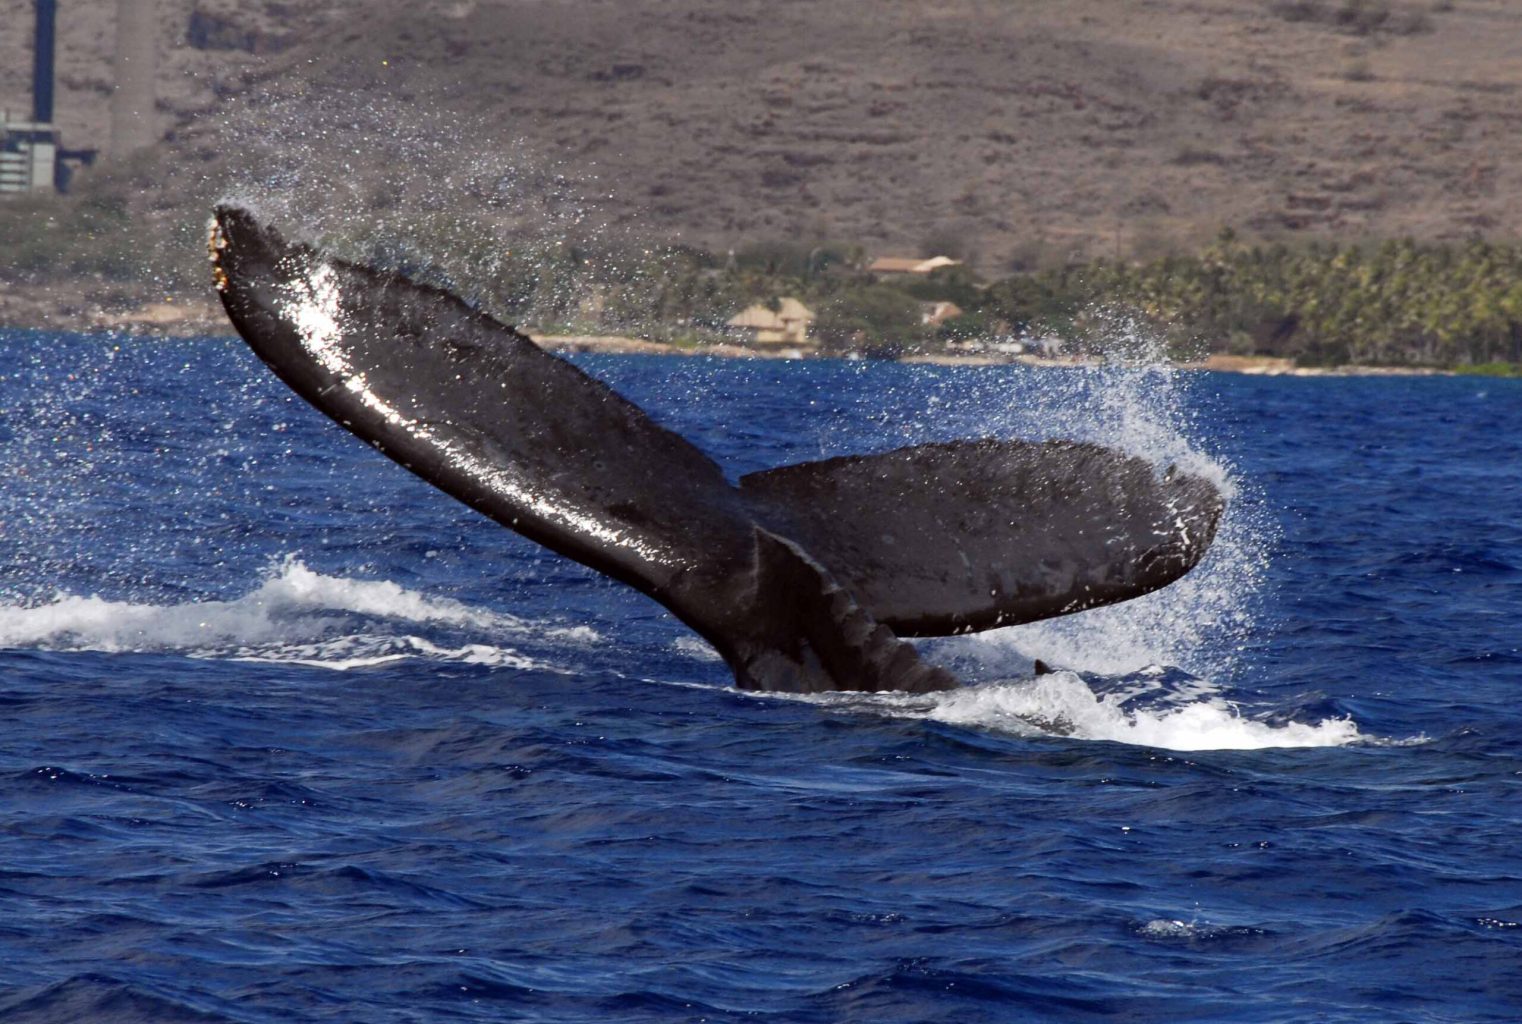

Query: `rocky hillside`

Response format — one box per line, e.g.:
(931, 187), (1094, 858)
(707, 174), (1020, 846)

(3, 0), (1520, 272)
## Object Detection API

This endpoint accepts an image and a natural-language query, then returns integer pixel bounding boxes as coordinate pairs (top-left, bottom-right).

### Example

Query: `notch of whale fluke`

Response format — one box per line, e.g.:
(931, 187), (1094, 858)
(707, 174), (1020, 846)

(209, 204), (1224, 695)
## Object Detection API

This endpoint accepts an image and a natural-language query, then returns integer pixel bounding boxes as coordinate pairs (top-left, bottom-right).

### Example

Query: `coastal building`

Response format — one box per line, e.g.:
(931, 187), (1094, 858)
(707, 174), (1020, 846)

(2, 0), (59, 192)
(920, 300), (963, 326)
(727, 298), (815, 346)
(2, 0), (96, 194)
(867, 255), (963, 276)
(0, 113), (57, 193)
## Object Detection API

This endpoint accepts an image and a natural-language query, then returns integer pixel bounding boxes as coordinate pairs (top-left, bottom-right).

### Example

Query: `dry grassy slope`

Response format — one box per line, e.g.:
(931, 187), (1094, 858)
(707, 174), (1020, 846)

(3, 0), (1521, 270)
(0, 0), (335, 148)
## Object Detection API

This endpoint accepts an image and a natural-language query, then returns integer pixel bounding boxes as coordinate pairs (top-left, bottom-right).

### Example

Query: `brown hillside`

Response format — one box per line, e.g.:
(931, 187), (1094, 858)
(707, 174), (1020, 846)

(2, 0), (1520, 270)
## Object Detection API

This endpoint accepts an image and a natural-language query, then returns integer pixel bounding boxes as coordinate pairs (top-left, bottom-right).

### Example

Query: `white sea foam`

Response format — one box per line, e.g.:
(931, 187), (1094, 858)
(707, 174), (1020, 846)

(224, 634), (549, 672)
(761, 327), (1356, 753)
(670, 635), (723, 661)
(214, 89), (609, 331)
(782, 671), (1361, 751)
(0, 556), (590, 670)
(945, 322), (1272, 682)
(928, 673), (1359, 750)
(1139, 919), (1199, 939)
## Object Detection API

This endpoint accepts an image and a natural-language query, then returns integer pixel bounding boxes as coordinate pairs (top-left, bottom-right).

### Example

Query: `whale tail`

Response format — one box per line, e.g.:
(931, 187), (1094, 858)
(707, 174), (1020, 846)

(731, 529), (956, 694)
(209, 205), (1223, 694)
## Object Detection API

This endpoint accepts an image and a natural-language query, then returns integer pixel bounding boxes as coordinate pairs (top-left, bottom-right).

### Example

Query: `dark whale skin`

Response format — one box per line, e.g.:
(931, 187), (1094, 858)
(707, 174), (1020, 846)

(209, 205), (1222, 694)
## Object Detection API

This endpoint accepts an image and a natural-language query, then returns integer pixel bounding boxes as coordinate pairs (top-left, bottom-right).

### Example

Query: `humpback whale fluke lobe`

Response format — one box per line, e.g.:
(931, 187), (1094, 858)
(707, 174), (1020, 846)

(209, 205), (1223, 695)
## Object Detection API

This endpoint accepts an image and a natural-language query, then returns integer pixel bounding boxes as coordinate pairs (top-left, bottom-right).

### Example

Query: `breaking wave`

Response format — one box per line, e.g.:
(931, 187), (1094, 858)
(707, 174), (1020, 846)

(0, 556), (592, 671)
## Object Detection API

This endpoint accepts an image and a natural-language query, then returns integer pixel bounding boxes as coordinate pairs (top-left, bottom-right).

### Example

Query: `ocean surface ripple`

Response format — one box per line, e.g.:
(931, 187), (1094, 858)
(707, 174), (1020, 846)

(1, 332), (1519, 1022)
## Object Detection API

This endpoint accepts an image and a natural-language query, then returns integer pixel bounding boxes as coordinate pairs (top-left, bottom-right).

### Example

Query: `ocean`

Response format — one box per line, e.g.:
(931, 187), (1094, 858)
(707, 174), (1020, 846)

(1, 330), (1518, 1022)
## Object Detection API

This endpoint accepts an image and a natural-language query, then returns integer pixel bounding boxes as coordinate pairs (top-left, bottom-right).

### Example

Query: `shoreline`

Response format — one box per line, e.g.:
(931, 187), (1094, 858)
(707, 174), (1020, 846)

(0, 301), (1473, 378)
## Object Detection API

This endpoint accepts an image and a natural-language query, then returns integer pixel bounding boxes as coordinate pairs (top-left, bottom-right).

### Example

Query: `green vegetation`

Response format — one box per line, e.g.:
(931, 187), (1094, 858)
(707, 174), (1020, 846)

(812, 285), (924, 355)
(631, 231), (1522, 369)
(4, 184), (1522, 370)
(0, 188), (175, 285)
(1452, 362), (1522, 378)
(592, 231), (1522, 369)
(1064, 233), (1522, 367)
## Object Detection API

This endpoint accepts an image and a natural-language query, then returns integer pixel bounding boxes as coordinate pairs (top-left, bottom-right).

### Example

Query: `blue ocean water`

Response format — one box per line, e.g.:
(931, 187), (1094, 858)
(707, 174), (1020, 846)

(1, 330), (1518, 1023)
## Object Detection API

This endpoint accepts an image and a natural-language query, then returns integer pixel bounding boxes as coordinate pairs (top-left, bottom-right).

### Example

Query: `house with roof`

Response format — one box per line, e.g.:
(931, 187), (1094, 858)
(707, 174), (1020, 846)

(726, 297), (816, 346)
(920, 300), (964, 326)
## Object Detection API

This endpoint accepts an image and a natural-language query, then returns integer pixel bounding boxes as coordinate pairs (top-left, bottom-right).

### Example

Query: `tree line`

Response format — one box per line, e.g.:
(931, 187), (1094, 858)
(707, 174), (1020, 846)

(3, 187), (1520, 369)
(567, 231), (1522, 369)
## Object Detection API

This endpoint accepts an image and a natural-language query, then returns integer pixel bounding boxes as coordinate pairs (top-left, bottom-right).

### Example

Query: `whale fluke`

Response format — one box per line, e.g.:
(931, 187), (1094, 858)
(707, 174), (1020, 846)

(209, 205), (1223, 694)
(742, 437), (1222, 636)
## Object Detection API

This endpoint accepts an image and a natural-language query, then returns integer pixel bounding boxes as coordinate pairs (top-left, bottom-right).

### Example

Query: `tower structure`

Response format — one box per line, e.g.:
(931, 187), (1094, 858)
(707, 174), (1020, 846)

(110, 0), (158, 155)
(0, 0), (60, 192)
